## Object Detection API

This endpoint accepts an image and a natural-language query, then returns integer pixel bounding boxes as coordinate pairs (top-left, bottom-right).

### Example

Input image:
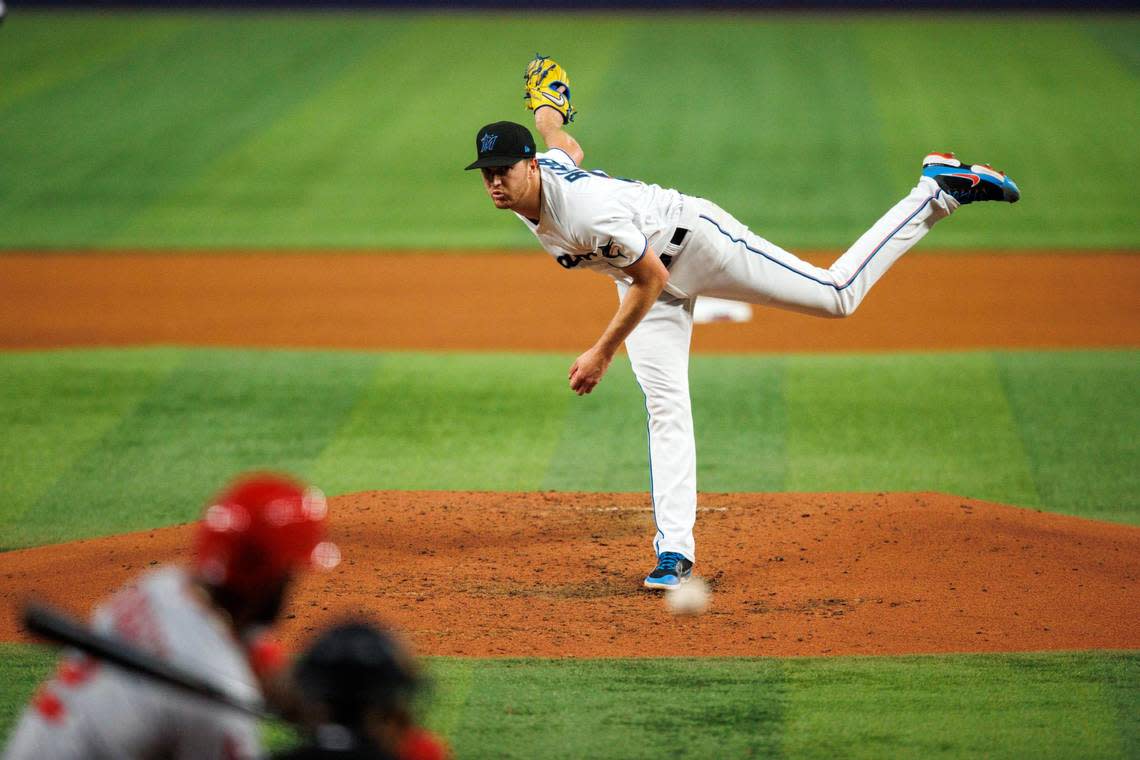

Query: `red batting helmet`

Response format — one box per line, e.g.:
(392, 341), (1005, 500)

(192, 473), (339, 605)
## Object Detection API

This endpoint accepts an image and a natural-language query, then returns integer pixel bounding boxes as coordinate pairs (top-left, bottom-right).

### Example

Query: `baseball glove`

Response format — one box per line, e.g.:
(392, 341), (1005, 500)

(524, 54), (576, 124)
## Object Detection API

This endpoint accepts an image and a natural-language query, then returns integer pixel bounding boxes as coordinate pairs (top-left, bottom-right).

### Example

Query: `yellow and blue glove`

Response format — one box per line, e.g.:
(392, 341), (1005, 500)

(524, 54), (576, 124)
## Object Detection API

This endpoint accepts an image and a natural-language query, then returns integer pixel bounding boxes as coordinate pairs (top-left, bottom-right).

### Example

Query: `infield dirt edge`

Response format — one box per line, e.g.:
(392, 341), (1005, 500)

(2, 490), (1136, 659)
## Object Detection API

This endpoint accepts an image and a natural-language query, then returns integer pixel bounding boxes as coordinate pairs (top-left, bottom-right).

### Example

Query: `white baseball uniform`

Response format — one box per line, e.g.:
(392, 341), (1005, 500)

(3, 567), (262, 760)
(518, 148), (958, 563)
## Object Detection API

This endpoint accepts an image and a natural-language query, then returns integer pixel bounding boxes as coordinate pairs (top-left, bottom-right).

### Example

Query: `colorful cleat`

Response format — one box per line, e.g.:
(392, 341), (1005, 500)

(643, 551), (693, 590)
(921, 152), (1020, 204)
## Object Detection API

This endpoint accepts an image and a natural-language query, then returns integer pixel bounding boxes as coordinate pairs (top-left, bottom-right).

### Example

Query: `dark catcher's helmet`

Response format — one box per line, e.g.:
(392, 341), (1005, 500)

(294, 621), (421, 729)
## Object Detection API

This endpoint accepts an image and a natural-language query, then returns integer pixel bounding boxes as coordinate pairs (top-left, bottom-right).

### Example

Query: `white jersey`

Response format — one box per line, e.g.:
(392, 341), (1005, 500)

(3, 567), (261, 760)
(516, 148), (689, 297)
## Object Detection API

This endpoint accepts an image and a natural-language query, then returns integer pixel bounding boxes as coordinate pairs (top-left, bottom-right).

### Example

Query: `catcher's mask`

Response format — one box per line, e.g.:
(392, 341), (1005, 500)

(192, 472), (339, 616)
(294, 621), (421, 729)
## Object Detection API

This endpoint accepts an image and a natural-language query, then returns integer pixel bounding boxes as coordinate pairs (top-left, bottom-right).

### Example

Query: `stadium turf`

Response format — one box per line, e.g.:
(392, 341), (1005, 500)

(1, 347), (1136, 549)
(0, 13), (1137, 249)
(1, 645), (1136, 759)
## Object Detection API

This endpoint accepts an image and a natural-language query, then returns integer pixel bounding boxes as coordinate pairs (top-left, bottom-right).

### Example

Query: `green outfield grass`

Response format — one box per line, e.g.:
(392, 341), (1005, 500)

(1, 347), (1136, 550)
(1, 12), (1137, 250)
(1, 644), (1136, 758)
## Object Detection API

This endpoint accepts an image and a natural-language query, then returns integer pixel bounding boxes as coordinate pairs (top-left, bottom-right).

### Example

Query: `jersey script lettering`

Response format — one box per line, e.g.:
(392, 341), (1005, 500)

(557, 241), (624, 269)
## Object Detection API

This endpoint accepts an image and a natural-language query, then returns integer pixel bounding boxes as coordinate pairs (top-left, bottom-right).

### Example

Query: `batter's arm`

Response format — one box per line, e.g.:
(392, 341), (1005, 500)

(569, 249), (668, 395)
(535, 106), (584, 166)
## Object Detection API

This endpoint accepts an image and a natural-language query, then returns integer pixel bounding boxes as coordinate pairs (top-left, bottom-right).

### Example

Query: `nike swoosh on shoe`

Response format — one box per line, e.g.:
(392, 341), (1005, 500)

(948, 172), (981, 187)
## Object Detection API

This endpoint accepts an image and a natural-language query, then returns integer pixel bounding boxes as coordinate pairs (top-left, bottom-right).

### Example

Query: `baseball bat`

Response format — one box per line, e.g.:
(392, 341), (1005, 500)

(22, 602), (271, 720)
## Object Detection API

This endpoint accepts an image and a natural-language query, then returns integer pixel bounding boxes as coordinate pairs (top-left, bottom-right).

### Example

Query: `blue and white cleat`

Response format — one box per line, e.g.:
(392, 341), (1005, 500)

(643, 551), (694, 590)
(921, 152), (1020, 204)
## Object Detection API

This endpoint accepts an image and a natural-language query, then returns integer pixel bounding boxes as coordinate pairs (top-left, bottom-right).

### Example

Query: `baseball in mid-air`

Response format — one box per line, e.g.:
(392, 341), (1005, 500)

(665, 576), (710, 615)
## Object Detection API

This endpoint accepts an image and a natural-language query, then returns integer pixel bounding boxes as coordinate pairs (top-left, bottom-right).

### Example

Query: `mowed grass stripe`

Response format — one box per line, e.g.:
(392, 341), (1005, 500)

(779, 653), (1139, 759)
(3, 13), (1137, 249)
(860, 19), (1140, 249)
(0, 349), (183, 550)
(0, 15), (376, 246)
(0, 14), (188, 111)
(1, 646), (1136, 758)
(996, 351), (1140, 525)
(783, 352), (1040, 507)
(1091, 651), (1140, 759)
(1, 347), (1136, 549)
(11, 349), (378, 547)
(113, 16), (429, 249)
(310, 353), (570, 495)
(541, 359), (648, 492)
(691, 356), (788, 492)
(1086, 20), (1140, 75)
(436, 658), (788, 759)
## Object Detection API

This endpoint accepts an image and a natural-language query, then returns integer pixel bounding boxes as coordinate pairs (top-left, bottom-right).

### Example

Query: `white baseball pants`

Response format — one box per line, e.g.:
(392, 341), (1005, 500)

(620, 177), (957, 562)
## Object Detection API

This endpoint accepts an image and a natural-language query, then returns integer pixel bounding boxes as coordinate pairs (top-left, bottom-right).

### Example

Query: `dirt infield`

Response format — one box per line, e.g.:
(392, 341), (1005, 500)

(1, 491), (1136, 657)
(1, 251), (1137, 352)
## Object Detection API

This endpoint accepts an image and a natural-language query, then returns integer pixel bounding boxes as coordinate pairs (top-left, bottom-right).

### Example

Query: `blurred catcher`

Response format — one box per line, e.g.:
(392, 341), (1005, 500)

(3, 472), (339, 760)
(273, 621), (448, 760)
(469, 54), (1020, 591)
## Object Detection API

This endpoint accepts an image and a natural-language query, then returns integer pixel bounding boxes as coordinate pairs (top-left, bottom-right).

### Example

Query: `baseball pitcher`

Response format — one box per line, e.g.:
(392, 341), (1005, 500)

(467, 56), (1019, 590)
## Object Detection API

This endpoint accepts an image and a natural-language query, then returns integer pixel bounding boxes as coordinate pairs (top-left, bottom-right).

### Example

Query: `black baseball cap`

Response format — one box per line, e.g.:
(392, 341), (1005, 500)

(465, 121), (537, 170)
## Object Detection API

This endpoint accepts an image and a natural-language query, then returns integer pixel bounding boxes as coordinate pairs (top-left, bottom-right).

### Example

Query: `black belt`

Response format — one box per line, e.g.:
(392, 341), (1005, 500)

(659, 226), (690, 269)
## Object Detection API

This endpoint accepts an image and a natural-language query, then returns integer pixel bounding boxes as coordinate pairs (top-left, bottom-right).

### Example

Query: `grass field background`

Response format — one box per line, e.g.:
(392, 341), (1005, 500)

(1, 9), (1137, 758)
(2, 347), (1137, 550)
(1, 644), (1137, 759)
(1, 12), (1138, 250)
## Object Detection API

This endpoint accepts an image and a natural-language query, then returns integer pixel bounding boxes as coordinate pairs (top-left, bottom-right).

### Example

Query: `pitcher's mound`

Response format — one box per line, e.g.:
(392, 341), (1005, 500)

(1, 491), (1137, 657)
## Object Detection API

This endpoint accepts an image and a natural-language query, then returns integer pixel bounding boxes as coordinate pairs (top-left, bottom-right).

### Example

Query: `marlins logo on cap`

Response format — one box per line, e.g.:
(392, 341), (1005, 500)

(465, 121), (537, 170)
